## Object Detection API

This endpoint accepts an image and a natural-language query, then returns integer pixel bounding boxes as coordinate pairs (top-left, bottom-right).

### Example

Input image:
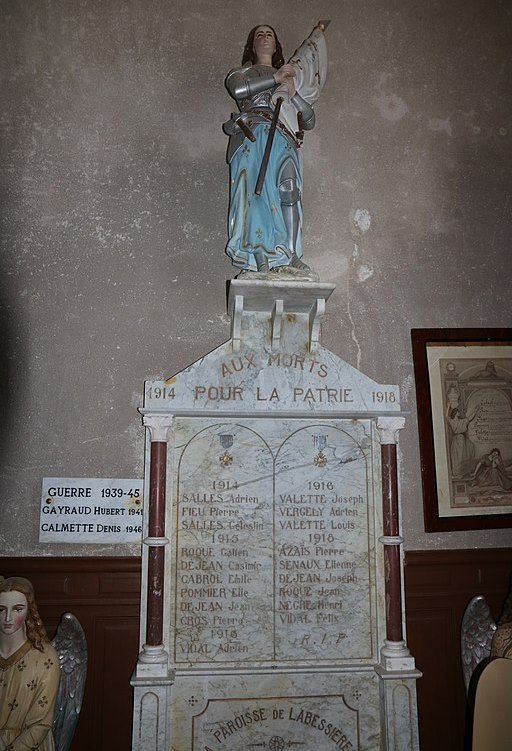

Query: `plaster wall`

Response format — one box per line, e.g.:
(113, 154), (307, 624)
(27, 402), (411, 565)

(1, 0), (511, 555)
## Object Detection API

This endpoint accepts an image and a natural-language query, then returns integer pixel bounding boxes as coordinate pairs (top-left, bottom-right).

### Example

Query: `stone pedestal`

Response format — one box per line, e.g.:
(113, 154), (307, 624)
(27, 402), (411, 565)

(131, 279), (420, 750)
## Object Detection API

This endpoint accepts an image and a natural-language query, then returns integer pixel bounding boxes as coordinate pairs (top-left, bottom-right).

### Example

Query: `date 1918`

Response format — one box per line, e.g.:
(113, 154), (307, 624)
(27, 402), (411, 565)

(371, 391), (396, 403)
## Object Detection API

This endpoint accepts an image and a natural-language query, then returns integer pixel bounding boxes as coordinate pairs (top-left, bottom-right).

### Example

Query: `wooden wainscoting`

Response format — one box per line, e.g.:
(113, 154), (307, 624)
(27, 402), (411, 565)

(0, 557), (141, 751)
(2, 550), (511, 750)
(404, 548), (512, 751)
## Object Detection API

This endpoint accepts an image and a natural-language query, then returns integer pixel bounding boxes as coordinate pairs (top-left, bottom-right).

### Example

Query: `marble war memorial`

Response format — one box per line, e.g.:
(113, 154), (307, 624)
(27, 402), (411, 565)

(131, 19), (420, 751)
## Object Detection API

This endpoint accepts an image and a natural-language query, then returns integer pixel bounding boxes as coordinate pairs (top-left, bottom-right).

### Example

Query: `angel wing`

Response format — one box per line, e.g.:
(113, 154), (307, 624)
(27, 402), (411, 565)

(51, 612), (88, 751)
(461, 595), (496, 694)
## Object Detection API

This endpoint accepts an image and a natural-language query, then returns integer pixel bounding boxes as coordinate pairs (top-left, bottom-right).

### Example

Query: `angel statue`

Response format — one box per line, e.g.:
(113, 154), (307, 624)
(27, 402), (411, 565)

(223, 21), (329, 279)
(0, 576), (87, 751)
(461, 580), (512, 694)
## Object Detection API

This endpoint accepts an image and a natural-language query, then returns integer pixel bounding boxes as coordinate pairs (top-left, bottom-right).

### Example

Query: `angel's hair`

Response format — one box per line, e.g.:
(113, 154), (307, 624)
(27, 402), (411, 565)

(0, 576), (49, 651)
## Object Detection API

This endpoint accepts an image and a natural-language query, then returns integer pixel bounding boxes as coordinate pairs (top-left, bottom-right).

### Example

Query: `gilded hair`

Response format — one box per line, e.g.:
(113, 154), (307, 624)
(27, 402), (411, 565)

(242, 25), (284, 68)
(0, 576), (49, 651)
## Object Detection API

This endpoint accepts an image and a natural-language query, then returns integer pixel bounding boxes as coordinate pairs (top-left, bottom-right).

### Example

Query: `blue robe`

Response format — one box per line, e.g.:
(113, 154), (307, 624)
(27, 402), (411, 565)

(227, 123), (302, 271)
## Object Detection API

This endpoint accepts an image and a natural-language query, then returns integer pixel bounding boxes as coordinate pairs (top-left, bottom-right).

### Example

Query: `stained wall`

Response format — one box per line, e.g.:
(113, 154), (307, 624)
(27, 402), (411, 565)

(1, 0), (511, 555)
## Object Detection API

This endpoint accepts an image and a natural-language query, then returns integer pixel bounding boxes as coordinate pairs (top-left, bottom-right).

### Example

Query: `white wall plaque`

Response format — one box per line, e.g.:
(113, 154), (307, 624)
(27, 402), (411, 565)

(39, 477), (143, 543)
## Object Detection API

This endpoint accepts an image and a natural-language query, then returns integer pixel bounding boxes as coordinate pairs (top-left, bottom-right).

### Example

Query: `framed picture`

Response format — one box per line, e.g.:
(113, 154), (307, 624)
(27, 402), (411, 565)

(411, 328), (512, 532)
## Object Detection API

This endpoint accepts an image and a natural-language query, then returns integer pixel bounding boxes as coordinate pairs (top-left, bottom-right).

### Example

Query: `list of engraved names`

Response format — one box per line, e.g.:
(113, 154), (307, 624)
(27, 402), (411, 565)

(172, 419), (375, 664)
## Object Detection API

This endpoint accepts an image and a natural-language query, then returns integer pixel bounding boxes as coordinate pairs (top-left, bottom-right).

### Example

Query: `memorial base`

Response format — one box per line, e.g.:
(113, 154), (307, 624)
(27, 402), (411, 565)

(132, 666), (420, 750)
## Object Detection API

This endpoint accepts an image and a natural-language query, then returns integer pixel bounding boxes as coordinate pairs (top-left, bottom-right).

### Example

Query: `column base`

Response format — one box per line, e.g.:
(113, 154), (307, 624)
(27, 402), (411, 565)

(376, 663), (421, 750)
(134, 643), (169, 678)
(380, 639), (418, 672)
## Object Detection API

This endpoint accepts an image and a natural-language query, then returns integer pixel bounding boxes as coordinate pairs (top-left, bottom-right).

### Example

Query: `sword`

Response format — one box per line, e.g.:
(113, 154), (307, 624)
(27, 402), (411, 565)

(296, 111), (304, 145)
(254, 96), (283, 196)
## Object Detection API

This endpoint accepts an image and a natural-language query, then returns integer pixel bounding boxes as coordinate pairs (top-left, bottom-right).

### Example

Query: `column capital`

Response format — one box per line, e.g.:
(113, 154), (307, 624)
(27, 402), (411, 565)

(143, 414), (174, 442)
(376, 416), (406, 445)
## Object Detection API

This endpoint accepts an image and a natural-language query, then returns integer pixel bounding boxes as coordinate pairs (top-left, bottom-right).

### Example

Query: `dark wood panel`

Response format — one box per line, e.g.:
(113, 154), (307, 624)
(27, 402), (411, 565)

(404, 548), (512, 751)
(2, 550), (510, 751)
(94, 617), (140, 750)
(407, 608), (461, 749)
(0, 557), (141, 751)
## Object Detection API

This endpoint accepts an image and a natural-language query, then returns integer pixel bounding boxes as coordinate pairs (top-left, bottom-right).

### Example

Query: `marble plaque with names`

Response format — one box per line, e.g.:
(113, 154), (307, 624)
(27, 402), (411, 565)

(39, 477), (143, 543)
(170, 417), (382, 667)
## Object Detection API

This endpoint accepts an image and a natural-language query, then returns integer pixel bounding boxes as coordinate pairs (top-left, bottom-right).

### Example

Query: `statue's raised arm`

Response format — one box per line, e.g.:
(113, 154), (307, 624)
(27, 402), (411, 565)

(223, 22), (329, 279)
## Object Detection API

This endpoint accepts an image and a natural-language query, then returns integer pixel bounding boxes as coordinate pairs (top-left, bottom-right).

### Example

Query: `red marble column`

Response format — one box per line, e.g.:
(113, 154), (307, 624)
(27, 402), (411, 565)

(377, 415), (406, 652)
(381, 441), (403, 643)
(146, 439), (167, 647)
(139, 414), (172, 663)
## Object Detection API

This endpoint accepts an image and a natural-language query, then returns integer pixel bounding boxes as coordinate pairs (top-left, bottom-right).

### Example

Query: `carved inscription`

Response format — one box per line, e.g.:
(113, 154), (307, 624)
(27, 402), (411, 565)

(192, 694), (361, 751)
(274, 425), (372, 661)
(174, 423), (273, 662)
(144, 351), (400, 411)
(172, 419), (375, 664)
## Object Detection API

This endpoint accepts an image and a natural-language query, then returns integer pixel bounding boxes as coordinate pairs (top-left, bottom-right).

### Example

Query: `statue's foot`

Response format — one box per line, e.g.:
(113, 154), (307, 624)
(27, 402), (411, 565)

(254, 249), (270, 273)
(289, 253), (311, 272)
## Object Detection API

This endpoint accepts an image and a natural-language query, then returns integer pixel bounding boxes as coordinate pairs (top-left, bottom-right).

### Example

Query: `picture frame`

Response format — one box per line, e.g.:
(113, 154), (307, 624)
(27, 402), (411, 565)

(411, 328), (512, 532)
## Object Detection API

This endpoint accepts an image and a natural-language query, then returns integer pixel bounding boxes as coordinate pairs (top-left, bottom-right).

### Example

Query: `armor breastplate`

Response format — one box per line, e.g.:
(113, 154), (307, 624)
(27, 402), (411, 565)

(224, 64), (295, 162)
(239, 89), (273, 113)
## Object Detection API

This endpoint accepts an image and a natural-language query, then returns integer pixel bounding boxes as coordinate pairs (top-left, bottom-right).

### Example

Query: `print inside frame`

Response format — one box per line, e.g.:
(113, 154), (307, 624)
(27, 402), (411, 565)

(411, 328), (512, 531)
